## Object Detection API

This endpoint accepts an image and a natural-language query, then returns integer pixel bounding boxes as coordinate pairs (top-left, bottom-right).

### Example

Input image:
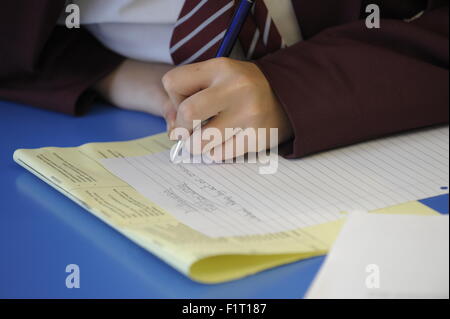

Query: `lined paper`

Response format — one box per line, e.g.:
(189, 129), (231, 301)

(102, 126), (449, 238)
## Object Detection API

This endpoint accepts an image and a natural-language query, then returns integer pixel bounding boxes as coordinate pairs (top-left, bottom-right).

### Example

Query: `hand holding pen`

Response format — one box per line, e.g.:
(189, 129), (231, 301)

(165, 0), (293, 163)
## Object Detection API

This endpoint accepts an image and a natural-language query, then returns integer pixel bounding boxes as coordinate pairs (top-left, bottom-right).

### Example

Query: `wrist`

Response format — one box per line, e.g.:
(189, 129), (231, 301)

(92, 59), (174, 116)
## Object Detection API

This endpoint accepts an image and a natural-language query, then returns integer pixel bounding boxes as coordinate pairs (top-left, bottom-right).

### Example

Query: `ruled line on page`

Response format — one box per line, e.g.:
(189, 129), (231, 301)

(101, 126), (449, 238)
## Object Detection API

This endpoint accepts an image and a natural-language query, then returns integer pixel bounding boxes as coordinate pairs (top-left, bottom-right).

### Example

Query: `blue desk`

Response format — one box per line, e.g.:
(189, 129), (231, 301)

(0, 100), (448, 299)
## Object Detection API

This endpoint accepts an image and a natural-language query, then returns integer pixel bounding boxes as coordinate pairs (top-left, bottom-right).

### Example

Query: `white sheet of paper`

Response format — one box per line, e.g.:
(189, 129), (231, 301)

(306, 213), (449, 299)
(101, 126), (449, 238)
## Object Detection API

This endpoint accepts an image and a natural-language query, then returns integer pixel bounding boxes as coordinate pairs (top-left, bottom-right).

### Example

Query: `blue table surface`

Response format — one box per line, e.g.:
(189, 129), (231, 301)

(0, 100), (448, 299)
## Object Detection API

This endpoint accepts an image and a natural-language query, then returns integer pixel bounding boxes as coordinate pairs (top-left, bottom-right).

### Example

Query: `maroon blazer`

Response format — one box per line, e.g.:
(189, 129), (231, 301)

(0, 0), (448, 158)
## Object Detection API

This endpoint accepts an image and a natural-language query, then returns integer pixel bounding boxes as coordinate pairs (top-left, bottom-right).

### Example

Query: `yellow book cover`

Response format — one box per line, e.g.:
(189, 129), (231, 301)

(13, 133), (440, 283)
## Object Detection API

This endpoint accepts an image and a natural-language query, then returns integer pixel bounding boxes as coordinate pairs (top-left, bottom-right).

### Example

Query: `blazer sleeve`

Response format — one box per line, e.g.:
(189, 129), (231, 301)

(0, 0), (124, 115)
(256, 4), (449, 158)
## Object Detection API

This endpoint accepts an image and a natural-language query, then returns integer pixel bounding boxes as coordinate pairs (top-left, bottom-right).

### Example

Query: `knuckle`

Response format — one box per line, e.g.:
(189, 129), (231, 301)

(161, 72), (175, 91)
(179, 102), (196, 123)
(214, 57), (233, 70)
(233, 74), (257, 98)
(236, 72), (255, 88)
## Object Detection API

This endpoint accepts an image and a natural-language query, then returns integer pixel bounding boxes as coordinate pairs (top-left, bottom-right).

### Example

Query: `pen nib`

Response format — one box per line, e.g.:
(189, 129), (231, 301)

(170, 140), (184, 164)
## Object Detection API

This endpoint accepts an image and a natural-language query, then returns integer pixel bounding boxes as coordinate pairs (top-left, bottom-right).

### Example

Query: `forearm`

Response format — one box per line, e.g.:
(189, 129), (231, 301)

(0, 1), (124, 114)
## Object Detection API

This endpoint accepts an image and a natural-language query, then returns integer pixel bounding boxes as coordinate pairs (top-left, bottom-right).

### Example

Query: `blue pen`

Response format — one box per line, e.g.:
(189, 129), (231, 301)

(216, 0), (255, 57)
(170, 0), (255, 163)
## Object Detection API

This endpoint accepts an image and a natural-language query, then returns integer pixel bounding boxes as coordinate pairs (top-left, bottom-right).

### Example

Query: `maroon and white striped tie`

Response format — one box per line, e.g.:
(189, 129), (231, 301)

(170, 0), (285, 65)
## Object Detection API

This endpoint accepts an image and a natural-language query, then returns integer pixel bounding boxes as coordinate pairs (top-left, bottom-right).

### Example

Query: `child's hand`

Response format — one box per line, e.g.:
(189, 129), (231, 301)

(95, 59), (176, 122)
(162, 58), (293, 160)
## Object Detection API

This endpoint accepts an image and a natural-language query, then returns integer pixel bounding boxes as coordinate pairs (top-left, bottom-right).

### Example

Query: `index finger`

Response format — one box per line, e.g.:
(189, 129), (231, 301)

(161, 60), (216, 110)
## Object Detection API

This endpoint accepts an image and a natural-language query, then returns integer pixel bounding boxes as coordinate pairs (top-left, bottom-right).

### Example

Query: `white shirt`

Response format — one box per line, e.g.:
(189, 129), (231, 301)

(63, 0), (302, 64)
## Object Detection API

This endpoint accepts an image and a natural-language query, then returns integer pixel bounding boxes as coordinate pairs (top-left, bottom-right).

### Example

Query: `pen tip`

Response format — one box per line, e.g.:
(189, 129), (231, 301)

(170, 140), (184, 164)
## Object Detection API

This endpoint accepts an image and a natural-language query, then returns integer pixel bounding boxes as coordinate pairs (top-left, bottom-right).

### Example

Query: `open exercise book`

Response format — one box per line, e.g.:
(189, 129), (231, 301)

(14, 126), (449, 283)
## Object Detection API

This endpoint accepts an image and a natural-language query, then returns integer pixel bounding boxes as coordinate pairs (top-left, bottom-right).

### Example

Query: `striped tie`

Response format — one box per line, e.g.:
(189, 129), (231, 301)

(170, 0), (285, 65)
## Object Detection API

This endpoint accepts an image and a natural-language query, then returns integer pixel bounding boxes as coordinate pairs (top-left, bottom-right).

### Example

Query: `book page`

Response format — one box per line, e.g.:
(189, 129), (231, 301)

(102, 126), (449, 238)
